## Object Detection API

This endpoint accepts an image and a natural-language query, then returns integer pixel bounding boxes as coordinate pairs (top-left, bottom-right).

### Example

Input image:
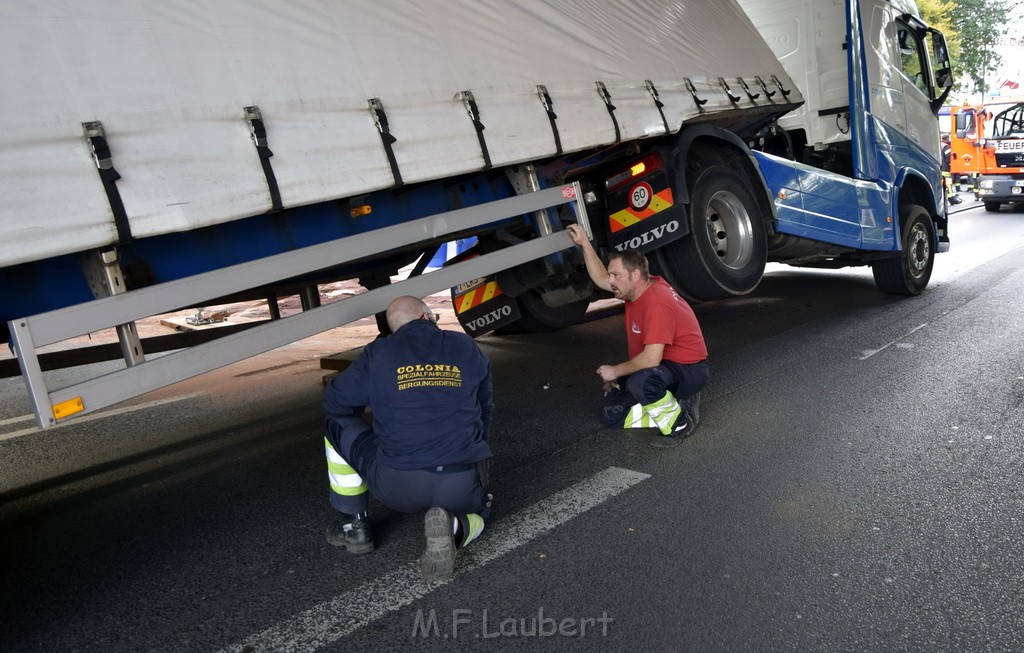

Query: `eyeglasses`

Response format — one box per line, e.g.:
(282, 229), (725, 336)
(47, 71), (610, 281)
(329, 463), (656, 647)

(424, 311), (440, 324)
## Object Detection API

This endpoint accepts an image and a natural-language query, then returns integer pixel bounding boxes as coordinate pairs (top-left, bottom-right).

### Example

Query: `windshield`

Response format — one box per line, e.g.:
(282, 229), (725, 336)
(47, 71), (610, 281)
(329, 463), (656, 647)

(991, 103), (1024, 138)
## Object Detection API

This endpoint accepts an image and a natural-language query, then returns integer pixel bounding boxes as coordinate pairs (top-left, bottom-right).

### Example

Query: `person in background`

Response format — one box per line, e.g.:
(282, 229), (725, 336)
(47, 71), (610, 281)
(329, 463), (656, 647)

(941, 133), (962, 205)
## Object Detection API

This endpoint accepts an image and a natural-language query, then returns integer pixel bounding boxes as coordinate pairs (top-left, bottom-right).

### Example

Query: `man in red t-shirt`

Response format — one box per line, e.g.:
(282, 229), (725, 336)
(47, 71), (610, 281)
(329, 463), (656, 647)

(567, 224), (709, 447)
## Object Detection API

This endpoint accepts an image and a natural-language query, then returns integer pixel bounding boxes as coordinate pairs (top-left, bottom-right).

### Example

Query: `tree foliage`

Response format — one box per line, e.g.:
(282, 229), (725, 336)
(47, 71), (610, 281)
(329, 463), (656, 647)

(918, 0), (961, 67)
(937, 0), (1012, 96)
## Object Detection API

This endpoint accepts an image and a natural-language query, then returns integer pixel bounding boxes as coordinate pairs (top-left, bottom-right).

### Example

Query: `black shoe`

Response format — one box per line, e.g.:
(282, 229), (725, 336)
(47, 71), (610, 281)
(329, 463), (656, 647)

(326, 517), (374, 554)
(684, 391), (701, 427)
(420, 507), (456, 582)
(651, 411), (695, 448)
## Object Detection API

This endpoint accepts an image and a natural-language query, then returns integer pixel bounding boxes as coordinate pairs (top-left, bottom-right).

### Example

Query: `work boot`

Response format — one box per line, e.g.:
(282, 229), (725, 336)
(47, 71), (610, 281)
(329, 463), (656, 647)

(684, 391), (701, 427)
(420, 507), (456, 582)
(650, 410), (695, 448)
(326, 517), (374, 554)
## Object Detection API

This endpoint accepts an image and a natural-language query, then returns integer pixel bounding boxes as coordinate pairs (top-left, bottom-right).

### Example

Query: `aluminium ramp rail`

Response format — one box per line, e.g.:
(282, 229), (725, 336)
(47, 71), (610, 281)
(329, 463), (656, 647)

(9, 183), (592, 430)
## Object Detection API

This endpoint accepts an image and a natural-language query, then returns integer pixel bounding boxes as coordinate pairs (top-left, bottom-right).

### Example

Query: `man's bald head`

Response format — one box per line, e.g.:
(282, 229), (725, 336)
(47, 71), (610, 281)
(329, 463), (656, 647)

(386, 295), (431, 332)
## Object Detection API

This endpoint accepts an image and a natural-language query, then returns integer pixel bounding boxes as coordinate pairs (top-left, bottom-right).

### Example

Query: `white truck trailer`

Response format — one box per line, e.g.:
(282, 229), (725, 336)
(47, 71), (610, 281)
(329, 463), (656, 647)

(1, 0), (952, 429)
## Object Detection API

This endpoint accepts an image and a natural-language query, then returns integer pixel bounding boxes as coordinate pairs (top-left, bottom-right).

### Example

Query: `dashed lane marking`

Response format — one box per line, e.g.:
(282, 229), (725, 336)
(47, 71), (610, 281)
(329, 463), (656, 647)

(858, 323), (928, 360)
(222, 466), (651, 653)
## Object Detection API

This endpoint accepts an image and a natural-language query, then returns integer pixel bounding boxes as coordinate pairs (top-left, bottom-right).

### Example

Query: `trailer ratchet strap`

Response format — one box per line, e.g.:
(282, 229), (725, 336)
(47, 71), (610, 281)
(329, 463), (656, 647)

(537, 85), (563, 155)
(82, 121), (133, 244)
(461, 91), (492, 171)
(369, 98), (403, 188)
(244, 106), (283, 213)
(596, 81), (621, 143)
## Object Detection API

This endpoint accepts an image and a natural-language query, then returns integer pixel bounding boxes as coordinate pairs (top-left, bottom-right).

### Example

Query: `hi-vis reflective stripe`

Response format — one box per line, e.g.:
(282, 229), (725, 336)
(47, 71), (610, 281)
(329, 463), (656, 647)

(624, 404), (655, 429)
(609, 187), (674, 233)
(325, 438), (367, 496)
(462, 513), (485, 547)
(455, 280), (502, 314)
(642, 390), (682, 435)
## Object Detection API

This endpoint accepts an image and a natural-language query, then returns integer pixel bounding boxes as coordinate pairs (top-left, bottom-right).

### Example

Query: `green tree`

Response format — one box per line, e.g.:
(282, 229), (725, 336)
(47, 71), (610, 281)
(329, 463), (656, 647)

(945, 0), (1011, 97)
(918, 0), (961, 64)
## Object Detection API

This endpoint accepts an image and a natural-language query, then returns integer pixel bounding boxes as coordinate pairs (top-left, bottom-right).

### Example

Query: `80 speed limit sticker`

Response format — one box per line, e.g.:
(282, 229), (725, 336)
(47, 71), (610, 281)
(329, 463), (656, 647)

(629, 182), (653, 212)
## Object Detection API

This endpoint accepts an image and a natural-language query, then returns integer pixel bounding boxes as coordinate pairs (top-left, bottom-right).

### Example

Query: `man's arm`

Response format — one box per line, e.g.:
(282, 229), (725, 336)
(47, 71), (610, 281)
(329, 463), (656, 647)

(565, 224), (612, 292)
(323, 351), (371, 420)
(597, 343), (665, 382)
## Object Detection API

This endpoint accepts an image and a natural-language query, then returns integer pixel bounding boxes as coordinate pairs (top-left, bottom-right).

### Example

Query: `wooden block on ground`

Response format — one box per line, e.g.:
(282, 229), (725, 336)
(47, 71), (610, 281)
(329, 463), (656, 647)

(320, 347), (365, 371)
(160, 316), (232, 332)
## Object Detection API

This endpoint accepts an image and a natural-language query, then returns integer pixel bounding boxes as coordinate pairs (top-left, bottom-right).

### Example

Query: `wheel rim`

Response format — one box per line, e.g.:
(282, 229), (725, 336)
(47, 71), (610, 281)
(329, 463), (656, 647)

(703, 190), (754, 270)
(907, 222), (931, 278)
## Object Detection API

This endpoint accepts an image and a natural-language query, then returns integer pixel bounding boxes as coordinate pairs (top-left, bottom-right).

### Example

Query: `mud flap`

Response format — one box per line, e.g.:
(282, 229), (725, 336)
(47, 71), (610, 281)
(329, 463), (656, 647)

(606, 170), (687, 254)
(452, 273), (521, 337)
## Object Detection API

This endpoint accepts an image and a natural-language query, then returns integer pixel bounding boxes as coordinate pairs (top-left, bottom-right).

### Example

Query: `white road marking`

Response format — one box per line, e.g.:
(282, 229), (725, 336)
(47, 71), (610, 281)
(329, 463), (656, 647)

(0, 413), (35, 427)
(0, 393), (202, 442)
(223, 466), (651, 653)
(858, 323), (928, 360)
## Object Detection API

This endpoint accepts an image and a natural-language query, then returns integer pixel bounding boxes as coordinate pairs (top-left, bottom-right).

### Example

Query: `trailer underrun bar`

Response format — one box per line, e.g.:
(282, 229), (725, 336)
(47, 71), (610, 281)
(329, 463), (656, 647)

(9, 183), (591, 430)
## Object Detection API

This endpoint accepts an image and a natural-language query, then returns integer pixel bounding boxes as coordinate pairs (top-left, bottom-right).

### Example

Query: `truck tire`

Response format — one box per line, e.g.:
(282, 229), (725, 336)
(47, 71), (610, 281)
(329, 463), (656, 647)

(871, 205), (934, 295)
(655, 164), (767, 300)
(984, 201), (1001, 212)
(508, 289), (589, 333)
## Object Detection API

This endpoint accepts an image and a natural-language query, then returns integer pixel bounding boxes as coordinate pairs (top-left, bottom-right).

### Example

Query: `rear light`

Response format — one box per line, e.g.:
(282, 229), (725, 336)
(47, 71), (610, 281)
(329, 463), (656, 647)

(605, 153), (664, 191)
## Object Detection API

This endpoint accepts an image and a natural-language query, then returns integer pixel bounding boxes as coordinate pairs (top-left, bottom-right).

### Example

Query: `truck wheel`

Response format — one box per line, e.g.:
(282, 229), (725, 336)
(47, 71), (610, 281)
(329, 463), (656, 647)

(508, 289), (589, 333)
(871, 205), (934, 295)
(655, 164), (767, 300)
(984, 201), (1001, 212)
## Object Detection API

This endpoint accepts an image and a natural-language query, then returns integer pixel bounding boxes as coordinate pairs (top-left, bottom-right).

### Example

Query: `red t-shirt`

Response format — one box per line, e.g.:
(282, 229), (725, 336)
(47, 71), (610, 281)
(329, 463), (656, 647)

(624, 276), (708, 364)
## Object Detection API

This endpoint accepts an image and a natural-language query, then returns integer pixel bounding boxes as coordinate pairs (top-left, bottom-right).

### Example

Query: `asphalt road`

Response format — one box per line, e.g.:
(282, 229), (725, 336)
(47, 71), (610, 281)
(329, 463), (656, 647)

(2, 199), (1023, 652)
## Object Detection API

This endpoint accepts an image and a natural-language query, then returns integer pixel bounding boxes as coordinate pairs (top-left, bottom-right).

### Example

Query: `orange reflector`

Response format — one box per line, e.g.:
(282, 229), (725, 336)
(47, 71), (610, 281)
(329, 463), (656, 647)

(350, 205), (372, 218)
(630, 161), (646, 176)
(53, 397), (84, 420)
(886, 216), (892, 223)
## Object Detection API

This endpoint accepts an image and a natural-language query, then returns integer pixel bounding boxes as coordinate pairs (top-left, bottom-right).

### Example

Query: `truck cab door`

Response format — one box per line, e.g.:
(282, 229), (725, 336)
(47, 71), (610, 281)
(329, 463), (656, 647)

(952, 108), (980, 177)
(857, 5), (947, 199)
(891, 15), (953, 153)
(893, 17), (937, 157)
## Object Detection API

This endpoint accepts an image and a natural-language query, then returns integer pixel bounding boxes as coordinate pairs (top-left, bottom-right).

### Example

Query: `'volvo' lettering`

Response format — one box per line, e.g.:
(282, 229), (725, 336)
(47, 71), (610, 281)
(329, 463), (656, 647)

(466, 305), (512, 331)
(614, 220), (679, 251)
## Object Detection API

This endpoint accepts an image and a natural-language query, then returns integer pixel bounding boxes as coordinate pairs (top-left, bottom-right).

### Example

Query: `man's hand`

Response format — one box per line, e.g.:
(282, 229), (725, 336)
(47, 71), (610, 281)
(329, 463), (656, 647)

(597, 364), (618, 382)
(597, 344), (665, 385)
(566, 223), (589, 247)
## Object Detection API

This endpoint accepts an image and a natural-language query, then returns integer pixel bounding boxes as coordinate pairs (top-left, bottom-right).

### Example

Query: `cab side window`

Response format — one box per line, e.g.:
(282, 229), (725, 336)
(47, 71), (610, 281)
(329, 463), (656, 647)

(896, 22), (929, 95)
(955, 111), (976, 139)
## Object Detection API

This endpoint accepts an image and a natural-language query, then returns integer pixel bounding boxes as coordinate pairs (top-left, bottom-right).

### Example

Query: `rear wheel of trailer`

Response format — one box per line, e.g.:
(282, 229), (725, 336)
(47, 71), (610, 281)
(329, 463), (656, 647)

(655, 163), (767, 301)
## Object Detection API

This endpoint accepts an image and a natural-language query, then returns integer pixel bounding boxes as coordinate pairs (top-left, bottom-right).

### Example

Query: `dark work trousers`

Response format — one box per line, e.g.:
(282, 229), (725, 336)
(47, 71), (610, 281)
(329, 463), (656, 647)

(324, 416), (490, 518)
(600, 359), (710, 427)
